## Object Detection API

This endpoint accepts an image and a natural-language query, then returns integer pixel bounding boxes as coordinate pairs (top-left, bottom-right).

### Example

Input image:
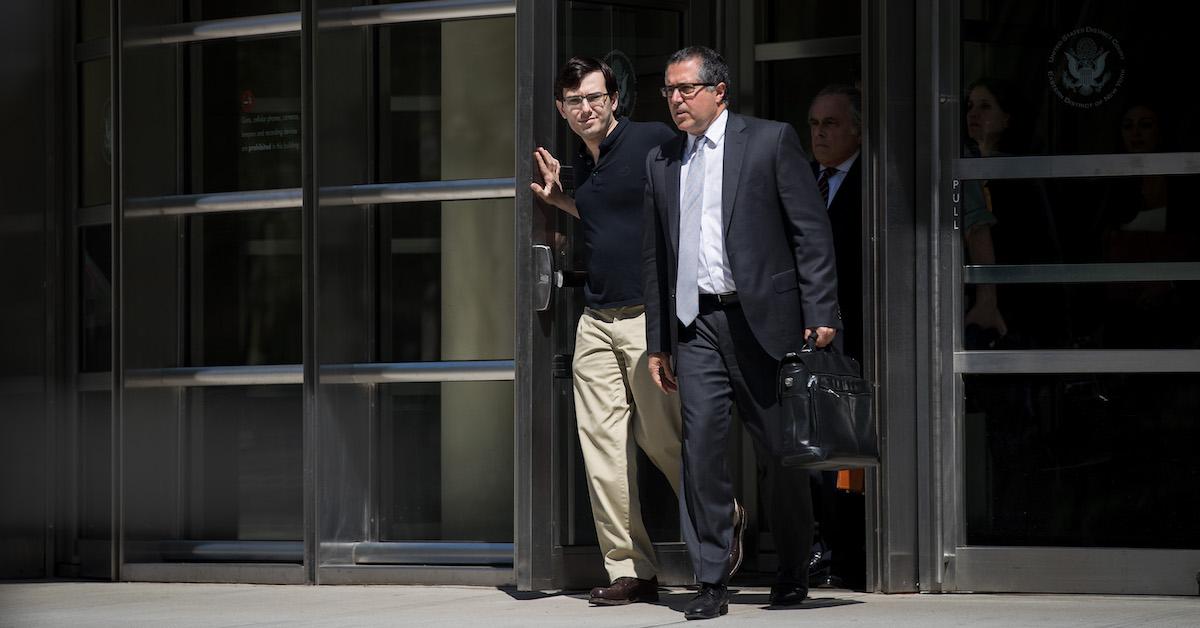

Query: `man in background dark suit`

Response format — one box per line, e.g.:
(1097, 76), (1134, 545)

(809, 84), (862, 361)
(643, 45), (841, 620)
(807, 84), (864, 589)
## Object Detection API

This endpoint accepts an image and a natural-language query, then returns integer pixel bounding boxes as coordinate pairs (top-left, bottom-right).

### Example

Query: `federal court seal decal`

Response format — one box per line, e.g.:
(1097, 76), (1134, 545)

(1048, 27), (1126, 108)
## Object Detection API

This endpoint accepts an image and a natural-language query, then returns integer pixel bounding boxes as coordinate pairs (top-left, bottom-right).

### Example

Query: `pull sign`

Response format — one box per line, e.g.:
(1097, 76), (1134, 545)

(951, 179), (962, 231)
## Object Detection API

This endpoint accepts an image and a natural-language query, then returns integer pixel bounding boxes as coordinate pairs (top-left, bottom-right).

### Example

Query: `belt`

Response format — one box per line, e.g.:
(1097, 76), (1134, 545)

(584, 304), (645, 323)
(699, 292), (739, 307)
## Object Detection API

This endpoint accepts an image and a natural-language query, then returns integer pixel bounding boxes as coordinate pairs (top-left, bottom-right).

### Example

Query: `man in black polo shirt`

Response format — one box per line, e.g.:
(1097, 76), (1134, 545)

(529, 56), (681, 605)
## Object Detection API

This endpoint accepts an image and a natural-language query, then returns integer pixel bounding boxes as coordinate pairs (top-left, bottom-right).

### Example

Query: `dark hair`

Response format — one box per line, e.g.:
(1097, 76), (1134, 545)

(1117, 98), (1171, 152)
(812, 84), (862, 133)
(555, 56), (617, 100)
(666, 46), (731, 102)
(965, 76), (1025, 154)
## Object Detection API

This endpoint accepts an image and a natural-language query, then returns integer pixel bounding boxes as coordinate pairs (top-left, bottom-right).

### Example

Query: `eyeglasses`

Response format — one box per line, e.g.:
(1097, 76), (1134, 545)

(559, 92), (611, 109)
(660, 83), (715, 99)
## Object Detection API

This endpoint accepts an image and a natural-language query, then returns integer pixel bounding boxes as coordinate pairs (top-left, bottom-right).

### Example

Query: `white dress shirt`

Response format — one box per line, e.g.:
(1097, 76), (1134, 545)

(679, 109), (735, 295)
(821, 150), (860, 208)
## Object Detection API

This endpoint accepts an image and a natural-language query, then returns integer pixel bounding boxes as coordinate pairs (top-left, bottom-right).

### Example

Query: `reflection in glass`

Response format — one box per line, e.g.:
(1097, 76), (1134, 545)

(378, 382), (512, 542)
(388, 202), (441, 362)
(961, 0), (1200, 156)
(79, 392), (112, 546)
(964, 373), (1200, 549)
(122, 385), (302, 561)
(188, 386), (302, 542)
(961, 176), (1200, 350)
(196, 211), (302, 366)
(760, 56), (861, 152)
(80, 226), (112, 372)
(80, 59), (111, 208)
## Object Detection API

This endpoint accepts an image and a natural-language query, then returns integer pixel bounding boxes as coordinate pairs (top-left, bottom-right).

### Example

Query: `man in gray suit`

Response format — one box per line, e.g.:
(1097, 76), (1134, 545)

(642, 46), (841, 620)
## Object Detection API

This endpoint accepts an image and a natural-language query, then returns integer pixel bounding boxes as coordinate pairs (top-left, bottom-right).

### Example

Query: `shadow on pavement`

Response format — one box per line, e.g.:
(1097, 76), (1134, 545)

(496, 586), (590, 601)
(732, 591), (864, 611)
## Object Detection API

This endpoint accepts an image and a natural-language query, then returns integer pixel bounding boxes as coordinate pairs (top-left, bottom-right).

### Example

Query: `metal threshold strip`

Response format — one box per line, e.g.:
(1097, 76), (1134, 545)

(124, 0), (515, 47)
(354, 542), (513, 566)
(153, 540), (304, 563)
(122, 178), (515, 218)
(129, 541), (512, 566)
(964, 262), (1200, 284)
(77, 360), (515, 391)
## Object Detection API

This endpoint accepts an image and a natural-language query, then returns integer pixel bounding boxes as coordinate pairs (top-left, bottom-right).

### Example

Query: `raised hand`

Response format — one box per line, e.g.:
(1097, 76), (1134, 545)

(530, 147), (571, 210)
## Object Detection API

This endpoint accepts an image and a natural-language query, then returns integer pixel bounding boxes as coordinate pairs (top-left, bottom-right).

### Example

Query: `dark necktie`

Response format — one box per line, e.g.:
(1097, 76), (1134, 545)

(817, 166), (835, 205)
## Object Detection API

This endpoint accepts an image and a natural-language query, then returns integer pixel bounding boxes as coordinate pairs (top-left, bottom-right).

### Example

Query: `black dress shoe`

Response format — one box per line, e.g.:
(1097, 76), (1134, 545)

(808, 543), (843, 588)
(725, 500), (746, 580)
(589, 576), (659, 605)
(683, 583), (729, 620)
(768, 582), (808, 607)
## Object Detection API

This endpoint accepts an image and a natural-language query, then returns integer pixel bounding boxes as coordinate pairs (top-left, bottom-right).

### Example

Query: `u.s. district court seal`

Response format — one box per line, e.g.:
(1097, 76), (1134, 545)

(1047, 27), (1126, 108)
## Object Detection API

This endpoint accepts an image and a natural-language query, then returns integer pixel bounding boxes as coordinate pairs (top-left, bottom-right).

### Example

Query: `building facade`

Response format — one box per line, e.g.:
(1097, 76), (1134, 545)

(1, 0), (1197, 595)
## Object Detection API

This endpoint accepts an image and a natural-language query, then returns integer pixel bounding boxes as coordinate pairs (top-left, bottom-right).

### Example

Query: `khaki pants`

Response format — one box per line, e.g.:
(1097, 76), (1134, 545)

(573, 306), (682, 581)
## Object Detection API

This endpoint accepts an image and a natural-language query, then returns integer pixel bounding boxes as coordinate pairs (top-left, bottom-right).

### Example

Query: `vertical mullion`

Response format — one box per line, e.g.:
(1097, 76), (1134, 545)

(367, 23), (383, 544)
(45, 0), (65, 580)
(109, 0), (124, 583)
(300, 0), (319, 584)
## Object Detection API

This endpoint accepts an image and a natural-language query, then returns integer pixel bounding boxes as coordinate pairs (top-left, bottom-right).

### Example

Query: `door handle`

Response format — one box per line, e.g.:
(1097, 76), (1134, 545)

(533, 244), (554, 311)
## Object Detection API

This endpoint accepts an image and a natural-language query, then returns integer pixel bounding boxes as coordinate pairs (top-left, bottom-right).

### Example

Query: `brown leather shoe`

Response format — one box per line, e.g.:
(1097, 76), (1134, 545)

(725, 500), (746, 580)
(589, 576), (660, 605)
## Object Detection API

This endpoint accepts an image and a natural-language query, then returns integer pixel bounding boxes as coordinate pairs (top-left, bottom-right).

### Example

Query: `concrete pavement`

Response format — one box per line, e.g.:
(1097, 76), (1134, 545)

(1, 582), (1198, 627)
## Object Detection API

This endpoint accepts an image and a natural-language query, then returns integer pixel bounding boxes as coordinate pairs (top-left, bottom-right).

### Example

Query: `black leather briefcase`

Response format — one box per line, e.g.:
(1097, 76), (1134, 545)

(776, 339), (878, 469)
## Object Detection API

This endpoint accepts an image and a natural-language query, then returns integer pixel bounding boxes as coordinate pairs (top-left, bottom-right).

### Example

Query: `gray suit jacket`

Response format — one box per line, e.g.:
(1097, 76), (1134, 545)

(642, 112), (841, 361)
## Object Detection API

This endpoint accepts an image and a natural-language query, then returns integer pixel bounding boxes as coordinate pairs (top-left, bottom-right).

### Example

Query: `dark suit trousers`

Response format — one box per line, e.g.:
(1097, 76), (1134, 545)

(675, 300), (814, 585)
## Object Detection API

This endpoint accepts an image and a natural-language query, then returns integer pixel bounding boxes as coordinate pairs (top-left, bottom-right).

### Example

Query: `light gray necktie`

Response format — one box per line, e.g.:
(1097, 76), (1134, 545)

(676, 135), (707, 326)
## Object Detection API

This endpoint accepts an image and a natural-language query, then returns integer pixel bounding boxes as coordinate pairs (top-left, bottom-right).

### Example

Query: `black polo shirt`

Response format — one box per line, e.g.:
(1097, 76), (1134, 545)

(573, 117), (678, 308)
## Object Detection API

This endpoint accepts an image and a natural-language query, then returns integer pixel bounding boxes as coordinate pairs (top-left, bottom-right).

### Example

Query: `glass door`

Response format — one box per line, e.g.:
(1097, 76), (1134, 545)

(940, 0), (1200, 595)
(517, 0), (696, 590)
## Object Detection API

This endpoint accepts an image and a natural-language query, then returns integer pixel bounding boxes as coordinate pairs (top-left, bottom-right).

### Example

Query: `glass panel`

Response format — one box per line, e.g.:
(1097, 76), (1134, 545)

(758, 0), (860, 42)
(961, 1), (1200, 156)
(563, 2), (679, 145)
(79, 0), (109, 42)
(195, 211), (302, 366)
(124, 45), (179, 199)
(384, 18), (517, 184)
(553, 2), (687, 550)
(378, 382), (512, 542)
(77, 391), (112, 575)
(315, 15), (516, 557)
(758, 55), (861, 153)
(79, 59), (111, 208)
(199, 37), (302, 193)
(959, 176), (1200, 349)
(80, 226), (112, 372)
(963, 373), (1200, 548)
(123, 385), (302, 563)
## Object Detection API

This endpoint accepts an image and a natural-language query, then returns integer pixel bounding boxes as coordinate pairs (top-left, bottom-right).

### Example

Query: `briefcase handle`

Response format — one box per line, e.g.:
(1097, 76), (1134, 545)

(802, 332), (828, 354)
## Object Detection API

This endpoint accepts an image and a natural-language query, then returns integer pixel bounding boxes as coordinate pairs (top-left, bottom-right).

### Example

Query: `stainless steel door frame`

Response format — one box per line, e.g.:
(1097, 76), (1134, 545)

(514, 0), (559, 592)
